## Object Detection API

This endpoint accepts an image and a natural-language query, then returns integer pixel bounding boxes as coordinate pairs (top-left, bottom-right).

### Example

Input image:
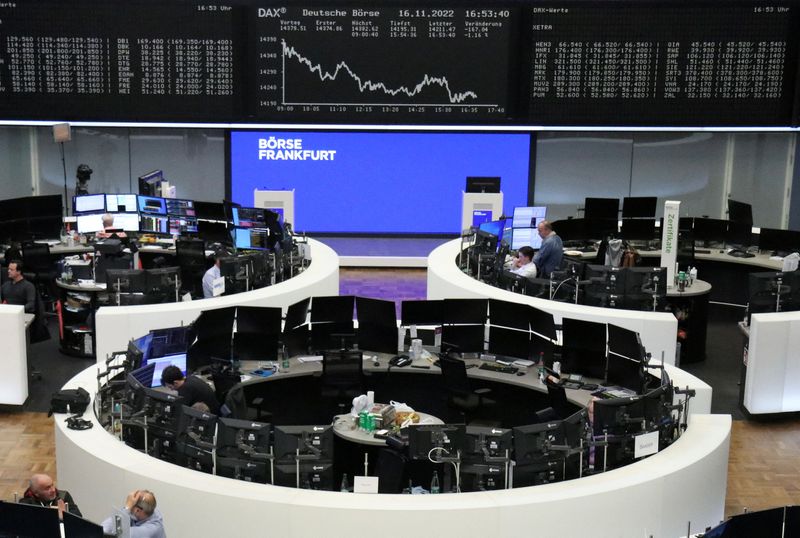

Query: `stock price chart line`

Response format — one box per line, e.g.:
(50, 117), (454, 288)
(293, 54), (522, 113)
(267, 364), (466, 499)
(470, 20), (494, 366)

(280, 39), (482, 106)
(252, 6), (515, 120)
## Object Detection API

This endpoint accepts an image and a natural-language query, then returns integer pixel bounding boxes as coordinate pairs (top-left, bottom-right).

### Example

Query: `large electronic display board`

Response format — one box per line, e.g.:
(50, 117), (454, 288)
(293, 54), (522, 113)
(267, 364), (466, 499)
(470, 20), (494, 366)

(0, 1), (798, 126)
(228, 130), (533, 234)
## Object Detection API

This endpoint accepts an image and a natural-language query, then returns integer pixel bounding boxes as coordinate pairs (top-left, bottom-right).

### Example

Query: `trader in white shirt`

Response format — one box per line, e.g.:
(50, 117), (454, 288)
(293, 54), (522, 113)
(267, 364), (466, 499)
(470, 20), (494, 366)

(509, 246), (538, 278)
(202, 255), (222, 298)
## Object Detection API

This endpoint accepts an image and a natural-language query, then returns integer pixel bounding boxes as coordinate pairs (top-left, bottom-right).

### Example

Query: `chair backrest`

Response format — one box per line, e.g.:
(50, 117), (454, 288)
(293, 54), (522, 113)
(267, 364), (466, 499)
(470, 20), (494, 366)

(176, 239), (206, 270)
(211, 369), (242, 405)
(439, 355), (472, 396)
(22, 242), (51, 273)
(375, 448), (407, 493)
(322, 349), (363, 389)
(545, 379), (571, 419)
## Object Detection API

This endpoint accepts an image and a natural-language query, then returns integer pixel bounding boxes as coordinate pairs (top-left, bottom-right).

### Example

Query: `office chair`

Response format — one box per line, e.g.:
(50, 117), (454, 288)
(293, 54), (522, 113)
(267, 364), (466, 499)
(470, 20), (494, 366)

(321, 349), (364, 413)
(176, 238), (207, 297)
(374, 448), (407, 493)
(21, 242), (57, 310)
(536, 378), (572, 422)
(438, 355), (495, 424)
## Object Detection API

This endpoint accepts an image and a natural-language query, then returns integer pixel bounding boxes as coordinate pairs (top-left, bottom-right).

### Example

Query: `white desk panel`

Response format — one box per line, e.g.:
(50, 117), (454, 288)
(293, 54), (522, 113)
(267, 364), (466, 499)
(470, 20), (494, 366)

(56, 365), (726, 538)
(745, 311), (800, 414)
(428, 239), (679, 365)
(94, 238), (339, 364)
(0, 304), (28, 405)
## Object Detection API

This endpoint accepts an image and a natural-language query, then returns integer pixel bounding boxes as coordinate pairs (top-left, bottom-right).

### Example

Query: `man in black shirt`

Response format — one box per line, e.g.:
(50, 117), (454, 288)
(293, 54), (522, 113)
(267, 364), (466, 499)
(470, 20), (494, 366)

(161, 365), (220, 414)
(1, 260), (36, 314)
(18, 473), (82, 518)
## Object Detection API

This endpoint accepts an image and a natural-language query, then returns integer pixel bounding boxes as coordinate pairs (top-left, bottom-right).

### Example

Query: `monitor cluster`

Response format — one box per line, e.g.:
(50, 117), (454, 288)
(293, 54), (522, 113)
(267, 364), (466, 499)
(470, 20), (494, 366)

(747, 270), (800, 322)
(0, 195), (63, 243)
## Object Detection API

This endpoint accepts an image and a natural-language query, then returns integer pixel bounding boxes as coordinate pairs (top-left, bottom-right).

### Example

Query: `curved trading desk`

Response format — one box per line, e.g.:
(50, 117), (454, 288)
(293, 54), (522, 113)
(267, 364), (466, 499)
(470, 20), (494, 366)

(93, 238), (339, 364)
(428, 239), (680, 365)
(56, 360), (723, 538)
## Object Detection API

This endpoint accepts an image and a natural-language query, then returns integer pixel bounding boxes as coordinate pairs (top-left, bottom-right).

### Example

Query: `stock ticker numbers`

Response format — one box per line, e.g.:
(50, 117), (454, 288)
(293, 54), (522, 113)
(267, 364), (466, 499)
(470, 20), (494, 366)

(0, 2), (239, 120)
(249, 6), (515, 121)
(528, 3), (800, 126)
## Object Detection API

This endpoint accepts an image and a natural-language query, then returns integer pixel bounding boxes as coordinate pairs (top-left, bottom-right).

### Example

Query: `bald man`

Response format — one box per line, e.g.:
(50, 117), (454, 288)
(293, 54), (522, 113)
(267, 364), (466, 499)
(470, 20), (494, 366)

(533, 220), (564, 278)
(18, 473), (82, 517)
(102, 489), (166, 538)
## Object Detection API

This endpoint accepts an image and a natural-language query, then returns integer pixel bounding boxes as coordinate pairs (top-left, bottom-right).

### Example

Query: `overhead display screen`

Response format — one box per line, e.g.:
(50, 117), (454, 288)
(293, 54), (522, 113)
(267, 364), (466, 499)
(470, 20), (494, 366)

(0, 1), (798, 126)
(228, 131), (532, 234)
(528, 2), (800, 126)
(248, 5), (516, 121)
(0, 1), (239, 121)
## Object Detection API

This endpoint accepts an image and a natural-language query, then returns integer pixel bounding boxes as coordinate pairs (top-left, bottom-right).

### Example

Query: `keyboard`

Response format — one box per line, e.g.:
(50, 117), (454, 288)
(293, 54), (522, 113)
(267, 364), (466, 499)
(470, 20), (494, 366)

(478, 363), (519, 374)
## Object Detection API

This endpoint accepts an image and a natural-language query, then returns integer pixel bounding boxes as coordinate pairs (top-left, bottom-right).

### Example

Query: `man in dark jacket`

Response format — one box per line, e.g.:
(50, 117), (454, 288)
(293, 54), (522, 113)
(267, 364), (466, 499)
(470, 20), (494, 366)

(18, 473), (82, 517)
(161, 365), (220, 414)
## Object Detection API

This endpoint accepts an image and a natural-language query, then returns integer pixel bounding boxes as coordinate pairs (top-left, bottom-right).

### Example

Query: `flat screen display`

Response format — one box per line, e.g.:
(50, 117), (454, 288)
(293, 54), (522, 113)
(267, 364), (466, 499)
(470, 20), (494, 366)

(105, 194), (138, 213)
(146, 353), (187, 388)
(511, 227), (542, 250)
(512, 206), (547, 228)
(74, 194), (105, 214)
(137, 195), (167, 215)
(229, 131), (532, 234)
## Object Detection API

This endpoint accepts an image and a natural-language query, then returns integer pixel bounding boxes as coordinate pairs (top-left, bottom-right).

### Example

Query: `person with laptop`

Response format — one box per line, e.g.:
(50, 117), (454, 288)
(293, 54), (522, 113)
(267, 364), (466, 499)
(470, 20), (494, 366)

(101, 489), (166, 538)
(96, 213), (127, 239)
(508, 246), (538, 278)
(533, 220), (564, 278)
(161, 365), (220, 414)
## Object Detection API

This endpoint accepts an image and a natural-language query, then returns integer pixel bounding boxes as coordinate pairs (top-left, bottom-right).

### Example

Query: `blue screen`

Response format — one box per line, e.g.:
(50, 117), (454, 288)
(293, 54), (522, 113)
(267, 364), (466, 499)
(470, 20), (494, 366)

(229, 131), (531, 234)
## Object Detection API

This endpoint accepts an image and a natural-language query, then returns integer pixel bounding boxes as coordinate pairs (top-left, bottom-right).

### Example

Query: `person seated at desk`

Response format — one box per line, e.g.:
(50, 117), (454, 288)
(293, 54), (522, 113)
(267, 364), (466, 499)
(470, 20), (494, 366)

(533, 220), (564, 278)
(1, 259), (36, 313)
(507, 246), (538, 278)
(18, 473), (82, 518)
(96, 213), (127, 240)
(202, 254), (222, 298)
(101, 489), (166, 538)
(161, 365), (220, 414)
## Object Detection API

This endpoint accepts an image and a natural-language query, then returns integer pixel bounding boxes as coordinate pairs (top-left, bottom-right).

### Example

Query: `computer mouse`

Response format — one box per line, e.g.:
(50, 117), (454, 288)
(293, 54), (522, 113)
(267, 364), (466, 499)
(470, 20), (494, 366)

(516, 371), (526, 376)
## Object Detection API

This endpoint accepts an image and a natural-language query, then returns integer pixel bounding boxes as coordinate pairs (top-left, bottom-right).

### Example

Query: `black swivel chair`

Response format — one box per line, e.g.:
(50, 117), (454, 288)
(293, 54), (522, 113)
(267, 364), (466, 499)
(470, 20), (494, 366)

(321, 349), (364, 414)
(438, 355), (495, 424)
(176, 238), (208, 298)
(21, 242), (58, 309)
(536, 377), (572, 422)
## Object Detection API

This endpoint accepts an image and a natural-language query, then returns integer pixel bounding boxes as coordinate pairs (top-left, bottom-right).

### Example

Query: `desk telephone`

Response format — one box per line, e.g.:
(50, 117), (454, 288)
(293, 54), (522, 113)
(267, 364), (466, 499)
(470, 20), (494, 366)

(389, 354), (412, 367)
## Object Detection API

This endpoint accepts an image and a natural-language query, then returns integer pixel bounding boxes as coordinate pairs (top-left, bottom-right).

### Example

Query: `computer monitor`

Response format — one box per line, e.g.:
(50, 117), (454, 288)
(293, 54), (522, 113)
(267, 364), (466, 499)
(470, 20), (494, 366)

(73, 194), (106, 214)
(727, 199), (753, 227)
(512, 206), (547, 228)
(148, 326), (193, 359)
(560, 317), (607, 379)
(141, 387), (184, 431)
(233, 226), (270, 251)
(355, 296), (396, 328)
(478, 220), (506, 247)
(137, 195), (167, 215)
(129, 336), (149, 367)
(620, 218), (656, 241)
(401, 300), (444, 326)
(529, 305), (556, 341)
(285, 298), (311, 331)
(607, 324), (644, 362)
(464, 425), (513, 460)
(124, 365), (153, 413)
(512, 420), (564, 465)
(758, 227), (800, 254)
(166, 198), (196, 217)
(441, 324), (485, 353)
(106, 269), (146, 294)
(105, 193), (138, 213)
(0, 501), (62, 538)
(726, 220), (753, 247)
(551, 218), (589, 242)
(107, 212), (140, 232)
(215, 457), (269, 484)
(623, 267), (667, 310)
(748, 271), (798, 317)
(231, 206), (267, 228)
(586, 217), (618, 238)
(62, 510), (105, 538)
(169, 216), (198, 235)
(407, 423), (466, 461)
(140, 214), (169, 234)
(194, 201), (226, 221)
(466, 176), (500, 193)
(273, 425), (334, 461)
(584, 197), (619, 220)
(621, 197), (657, 218)
(591, 395), (646, 436)
(473, 228), (499, 254)
(176, 404), (217, 447)
(488, 326), (530, 360)
(138, 170), (164, 196)
(356, 323), (397, 354)
(311, 295), (355, 323)
(443, 298), (487, 324)
(585, 265), (627, 308)
(511, 227), (542, 250)
(488, 299), (530, 331)
(145, 267), (180, 300)
(273, 461), (334, 490)
(215, 416), (271, 459)
(76, 212), (105, 234)
(606, 354), (644, 394)
(692, 218), (729, 244)
(146, 353), (187, 388)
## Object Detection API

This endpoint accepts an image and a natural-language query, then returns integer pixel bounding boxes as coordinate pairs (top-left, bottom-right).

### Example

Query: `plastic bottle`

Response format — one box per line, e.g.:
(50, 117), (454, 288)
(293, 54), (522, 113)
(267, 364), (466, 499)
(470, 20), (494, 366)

(430, 471), (440, 494)
(689, 266), (698, 285)
(340, 474), (349, 492)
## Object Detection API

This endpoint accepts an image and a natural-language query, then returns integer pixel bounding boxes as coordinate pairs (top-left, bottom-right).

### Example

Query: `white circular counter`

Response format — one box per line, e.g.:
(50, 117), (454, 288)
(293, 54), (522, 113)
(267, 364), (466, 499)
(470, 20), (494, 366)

(427, 239), (679, 365)
(55, 362), (728, 538)
(93, 238), (339, 364)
